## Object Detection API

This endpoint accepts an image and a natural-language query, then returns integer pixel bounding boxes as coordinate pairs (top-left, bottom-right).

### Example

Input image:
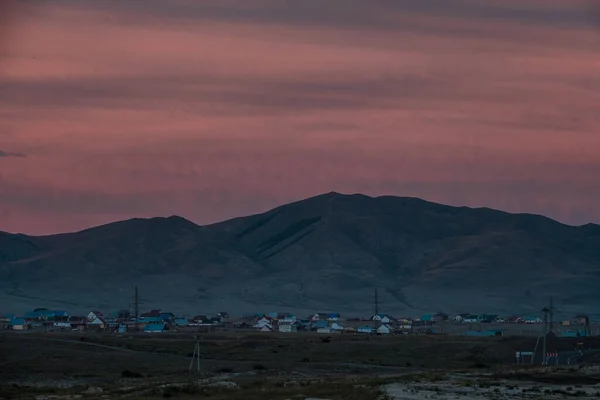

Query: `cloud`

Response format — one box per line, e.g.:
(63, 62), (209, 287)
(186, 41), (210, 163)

(0, 0), (599, 234)
(0, 150), (25, 158)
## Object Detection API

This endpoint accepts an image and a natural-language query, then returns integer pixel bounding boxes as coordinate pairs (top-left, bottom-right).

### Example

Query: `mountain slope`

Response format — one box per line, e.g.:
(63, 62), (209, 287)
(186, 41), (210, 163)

(1, 192), (599, 316)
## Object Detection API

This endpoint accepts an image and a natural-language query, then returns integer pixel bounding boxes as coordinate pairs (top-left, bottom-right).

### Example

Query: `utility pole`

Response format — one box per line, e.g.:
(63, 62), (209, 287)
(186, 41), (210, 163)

(374, 288), (379, 316)
(549, 296), (554, 334)
(541, 306), (549, 365)
(130, 285), (143, 332)
(189, 335), (201, 374)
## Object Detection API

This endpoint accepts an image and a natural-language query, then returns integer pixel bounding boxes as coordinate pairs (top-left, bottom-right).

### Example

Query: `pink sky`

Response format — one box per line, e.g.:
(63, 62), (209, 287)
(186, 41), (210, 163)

(1, 0), (599, 235)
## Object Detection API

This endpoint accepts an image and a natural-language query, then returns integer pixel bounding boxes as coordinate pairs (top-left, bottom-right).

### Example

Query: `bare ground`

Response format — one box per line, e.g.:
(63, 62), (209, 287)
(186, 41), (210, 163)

(2, 332), (600, 399)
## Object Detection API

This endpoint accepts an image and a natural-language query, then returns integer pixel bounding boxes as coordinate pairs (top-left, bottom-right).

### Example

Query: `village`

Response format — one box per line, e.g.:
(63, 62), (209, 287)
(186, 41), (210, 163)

(1, 307), (597, 338)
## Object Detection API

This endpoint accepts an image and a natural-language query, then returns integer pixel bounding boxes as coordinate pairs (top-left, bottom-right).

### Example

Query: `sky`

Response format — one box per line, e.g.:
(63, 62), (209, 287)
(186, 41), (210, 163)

(1, 0), (599, 235)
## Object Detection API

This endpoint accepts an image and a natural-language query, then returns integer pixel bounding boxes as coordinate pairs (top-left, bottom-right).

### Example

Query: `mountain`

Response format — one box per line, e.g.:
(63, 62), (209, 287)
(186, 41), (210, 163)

(1, 192), (599, 317)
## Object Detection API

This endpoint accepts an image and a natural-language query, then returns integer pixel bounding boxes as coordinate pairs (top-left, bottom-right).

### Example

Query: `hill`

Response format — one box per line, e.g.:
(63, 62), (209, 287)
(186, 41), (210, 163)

(1, 192), (599, 316)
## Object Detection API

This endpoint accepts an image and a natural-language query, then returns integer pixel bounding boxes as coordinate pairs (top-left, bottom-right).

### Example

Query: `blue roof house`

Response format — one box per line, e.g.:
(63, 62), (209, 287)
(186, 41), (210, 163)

(144, 323), (167, 333)
(421, 314), (433, 322)
(159, 312), (175, 322)
(357, 326), (374, 334)
(24, 311), (41, 320)
(312, 320), (329, 329)
(53, 310), (69, 317)
(141, 316), (163, 324)
(10, 318), (28, 330)
(174, 318), (189, 326)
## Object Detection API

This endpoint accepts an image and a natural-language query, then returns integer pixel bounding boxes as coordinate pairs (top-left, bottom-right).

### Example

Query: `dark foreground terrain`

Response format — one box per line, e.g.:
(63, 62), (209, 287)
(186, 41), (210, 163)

(2, 332), (600, 399)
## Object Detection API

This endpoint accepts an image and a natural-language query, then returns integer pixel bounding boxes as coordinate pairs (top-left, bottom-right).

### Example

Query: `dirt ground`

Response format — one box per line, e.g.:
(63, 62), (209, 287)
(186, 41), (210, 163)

(1, 331), (600, 399)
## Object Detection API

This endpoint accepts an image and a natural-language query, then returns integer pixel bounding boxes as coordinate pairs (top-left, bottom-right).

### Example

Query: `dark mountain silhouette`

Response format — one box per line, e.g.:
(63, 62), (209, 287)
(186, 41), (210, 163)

(1, 192), (599, 316)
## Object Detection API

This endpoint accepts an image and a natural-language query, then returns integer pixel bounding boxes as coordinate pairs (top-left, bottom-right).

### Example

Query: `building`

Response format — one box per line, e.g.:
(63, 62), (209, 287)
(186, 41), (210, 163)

(173, 318), (189, 326)
(144, 323), (167, 333)
(357, 326), (373, 334)
(279, 323), (298, 333)
(376, 324), (392, 335)
(372, 314), (393, 324)
(88, 316), (108, 329)
(10, 318), (28, 330)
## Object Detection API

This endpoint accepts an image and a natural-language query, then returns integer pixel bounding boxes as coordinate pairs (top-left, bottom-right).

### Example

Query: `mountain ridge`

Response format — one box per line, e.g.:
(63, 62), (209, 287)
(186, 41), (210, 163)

(1, 192), (599, 316)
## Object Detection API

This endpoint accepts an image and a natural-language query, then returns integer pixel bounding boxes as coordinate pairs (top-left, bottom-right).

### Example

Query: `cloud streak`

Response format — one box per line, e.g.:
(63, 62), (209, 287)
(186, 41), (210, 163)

(0, 150), (25, 158)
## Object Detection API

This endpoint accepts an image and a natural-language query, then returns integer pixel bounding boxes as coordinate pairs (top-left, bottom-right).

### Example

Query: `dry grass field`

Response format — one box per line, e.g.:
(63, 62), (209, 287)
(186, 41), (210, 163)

(2, 331), (600, 399)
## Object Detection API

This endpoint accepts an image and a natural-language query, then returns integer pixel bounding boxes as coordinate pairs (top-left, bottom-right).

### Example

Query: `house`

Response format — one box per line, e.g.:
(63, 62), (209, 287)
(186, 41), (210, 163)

(433, 313), (449, 322)
(279, 323), (298, 333)
(69, 316), (86, 330)
(477, 314), (499, 323)
(523, 316), (542, 324)
(312, 320), (329, 330)
(30, 308), (55, 320)
(376, 324), (392, 335)
(141, 309), (161, 318)
(144, 323), (167, 333)
(462, 315), (479, 324)
(174, 318), (189, 326)
(317, 327), (332, 334)
(507, 316), (523, 324)
(53, 321), (71, 329)
(255, 317), (273, 328)
(87, 311), (103, 321)
(420, 314), (433, 322)
(10, 318), (28, 330)
(326, 313), (341, 321)
(259, 325), (273, 332)
(372, 314), (393, 324)
(311, 313), (328, 321)
(88, 317), (108, 329)
(233, 321), (252, 329)
(217, 312), (229, 321)
(24, 311), (41, 321)
(330, 322), (344, 332)
(140, 316), (163, 324)
(159, 312), (175, 322)
(193, 315), (208, 323)
(357, 326), (374, 334)
(52, 310), (69, 321)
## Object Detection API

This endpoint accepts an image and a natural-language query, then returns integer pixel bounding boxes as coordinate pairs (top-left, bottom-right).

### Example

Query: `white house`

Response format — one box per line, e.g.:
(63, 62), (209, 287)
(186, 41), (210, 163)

(279, 323), (298, 333)
(376, 324), (392, 335)
(311, 313), (328, 321)
(372, 314), (393, 324)
(317, 327), (332, 334)
(88, 317), (107, 329)
(330, 322), (344, 331)
(87, 311), (103, 322)
(254, 317), (273, 328)
(259, 325), (273, 332)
